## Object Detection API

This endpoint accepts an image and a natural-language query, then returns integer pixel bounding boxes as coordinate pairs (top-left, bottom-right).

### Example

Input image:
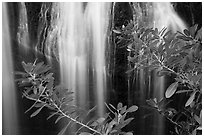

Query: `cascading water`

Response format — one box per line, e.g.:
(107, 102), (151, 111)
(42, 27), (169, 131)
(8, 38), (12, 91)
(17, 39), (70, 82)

(2, 3), (19, 134)
(17, 2), (30, 51)
(153, 2), (187, 32)
(45, 2), (111, 117)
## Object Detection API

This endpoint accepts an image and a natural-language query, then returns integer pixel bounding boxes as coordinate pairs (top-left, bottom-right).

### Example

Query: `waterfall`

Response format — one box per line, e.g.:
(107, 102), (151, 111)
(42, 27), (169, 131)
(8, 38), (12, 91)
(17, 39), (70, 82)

(17, 2), (30, 50)
(2, 3), (19, 134)
(45, 2), (111, 116)
(153, 2), (187, 32)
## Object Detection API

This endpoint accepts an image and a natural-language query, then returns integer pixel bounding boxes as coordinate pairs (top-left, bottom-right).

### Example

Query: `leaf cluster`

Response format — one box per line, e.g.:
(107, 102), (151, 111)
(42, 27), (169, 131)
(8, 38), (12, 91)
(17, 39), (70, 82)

(114, 23), (202, 134)
(79, 102), (138, 135)
(16, 60), (138, 135)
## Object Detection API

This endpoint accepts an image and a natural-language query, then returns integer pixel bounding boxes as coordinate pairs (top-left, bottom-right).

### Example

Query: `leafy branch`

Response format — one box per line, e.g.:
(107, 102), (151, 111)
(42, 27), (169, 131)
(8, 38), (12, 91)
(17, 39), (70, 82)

(15, 60), (138, 135)
(114, 23), (202, 134)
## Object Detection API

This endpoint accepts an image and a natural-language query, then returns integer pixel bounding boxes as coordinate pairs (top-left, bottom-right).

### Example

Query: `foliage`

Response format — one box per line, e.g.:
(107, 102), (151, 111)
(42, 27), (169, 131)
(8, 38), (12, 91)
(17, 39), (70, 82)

(114, 23), (202, 135)
(79, 102), (138, 135)
(15, 60), (138, 135)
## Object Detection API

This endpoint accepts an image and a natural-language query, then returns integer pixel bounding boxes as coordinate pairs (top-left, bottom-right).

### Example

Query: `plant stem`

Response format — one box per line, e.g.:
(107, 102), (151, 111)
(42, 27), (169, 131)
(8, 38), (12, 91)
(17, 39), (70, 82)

(158, 111), (183, 129)
(23, 91), (102, 135)
(25, 86), (47, 113)
(52, 101), (102, 135)
(152, 53), (196, 90)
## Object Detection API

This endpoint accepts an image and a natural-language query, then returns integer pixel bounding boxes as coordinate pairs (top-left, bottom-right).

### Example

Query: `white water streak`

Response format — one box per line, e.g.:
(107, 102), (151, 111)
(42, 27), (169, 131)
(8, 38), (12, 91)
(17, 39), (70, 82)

(17, 2), (30, 50)
(2, 3), (19, 134)
(50, 3), (110, 116)
(153, 2), (187, 32)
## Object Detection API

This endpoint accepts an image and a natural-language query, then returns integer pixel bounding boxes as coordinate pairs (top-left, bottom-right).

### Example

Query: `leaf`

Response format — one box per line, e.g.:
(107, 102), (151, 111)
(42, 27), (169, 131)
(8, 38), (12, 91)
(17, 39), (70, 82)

(149, 39), (160, 50)
(22, 61), (33, 73)
(126, 68), (135, 74)
(126, 105), (138, 113)
(139, 27), (145, 35)
(153, 98), (157, 103)
(165, 82), (178, 98)
(121, 118), (134, 128)
(146, 99), (158, 108)
(185, 91), (196, 107)
(28, 94), (39, 99)
(96, 117), (106, 124)
(194, 114), (201, 124)
(119, 112), (127, 123)
(24, 87), (32, 94)
(109, 129), (118, 134)
(33, 86), (37, 94)
(62, 96), (74, 105)
(45, 73), (54, 80)
(55, 115), (65, 124)
(79, 132), (92, 135)
(21, 78), (31, 84)
(192, 129), (197, 135)
(15, 71), (29, 77)
(125, 132), (133, 135)
(109, 103), (116, 110)
(128, 56), (137, 63)
(30, 105), (45, 118)
(34, 102), (46, 108)
(58, 121), (71, 135)
(189, 24), (198, 37)
(120, 106), (127, 114)
(158, 99), (172, 110)
(106, 120), (117, 134)
(38, 84), (44, 94)
(35, 65), (51, 75)
(141, 28), (152, 40)
(176, 90), (192, 94)
(183, 29), (190, 36)
(195, 27), (202, 40)
(159, 27), (167, 36)
(176, 35), (192, 41)
(33, 62), (44, 74)
(117, 102), (123, 110)
(47, 111), (60, 120)
(47, 77), (54, 90)
(181, 44), (193, 50)
(90, 117), (105, 127)
(45, 104), (56, 111)
(63, 106), (76, 115)
(154, 28), (159, 35)
(113, 29), (121, 34)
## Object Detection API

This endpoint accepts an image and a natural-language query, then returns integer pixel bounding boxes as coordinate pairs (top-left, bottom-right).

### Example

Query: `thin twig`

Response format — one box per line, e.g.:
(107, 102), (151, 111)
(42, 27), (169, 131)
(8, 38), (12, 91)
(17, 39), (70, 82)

(25, 86), (47, 113)
(52, 102), (102, 135)
(24, 92), (102, 134)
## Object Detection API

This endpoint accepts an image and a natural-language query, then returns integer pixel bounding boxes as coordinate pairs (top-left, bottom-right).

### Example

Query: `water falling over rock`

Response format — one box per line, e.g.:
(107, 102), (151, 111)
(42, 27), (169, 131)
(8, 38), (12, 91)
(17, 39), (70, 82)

(43, 2), (111, 116)
(17, 2), (30, 50)
(152, 2), (187, 32)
